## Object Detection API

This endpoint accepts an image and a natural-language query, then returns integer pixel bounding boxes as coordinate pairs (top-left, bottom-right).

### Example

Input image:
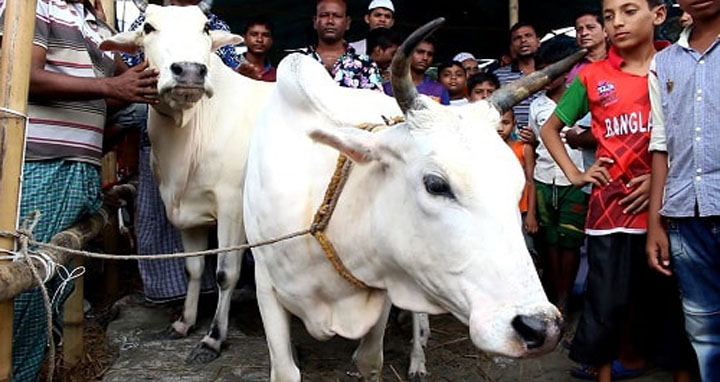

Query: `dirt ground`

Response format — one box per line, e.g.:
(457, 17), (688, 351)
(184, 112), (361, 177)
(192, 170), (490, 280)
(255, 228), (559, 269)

(99, 290), (680, 382)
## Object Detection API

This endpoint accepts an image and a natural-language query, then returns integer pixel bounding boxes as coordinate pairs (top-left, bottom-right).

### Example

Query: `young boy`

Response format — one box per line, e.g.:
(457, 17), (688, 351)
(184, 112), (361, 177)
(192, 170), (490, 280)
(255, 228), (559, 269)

(529, 37), (587, 315)
(647, 0), (720, 380)
(467, 72), (500, 102)
(438, 61), (469, 106)
(498, 110), (538, 252)
(541, 1), (693, 381)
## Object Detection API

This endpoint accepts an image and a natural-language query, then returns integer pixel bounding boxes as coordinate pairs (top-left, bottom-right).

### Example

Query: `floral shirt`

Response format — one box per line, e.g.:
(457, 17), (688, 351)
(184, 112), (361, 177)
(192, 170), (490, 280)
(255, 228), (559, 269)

(304, 44), (383, 91)
(121, 13), (241, 69)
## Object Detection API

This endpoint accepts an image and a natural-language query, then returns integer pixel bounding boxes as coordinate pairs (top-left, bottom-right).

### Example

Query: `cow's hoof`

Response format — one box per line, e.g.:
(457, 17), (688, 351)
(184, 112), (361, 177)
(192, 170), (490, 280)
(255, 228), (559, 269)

(409, 372), (428, 382)
(186, 343), (220, 364)
(157, 326), (186, 340)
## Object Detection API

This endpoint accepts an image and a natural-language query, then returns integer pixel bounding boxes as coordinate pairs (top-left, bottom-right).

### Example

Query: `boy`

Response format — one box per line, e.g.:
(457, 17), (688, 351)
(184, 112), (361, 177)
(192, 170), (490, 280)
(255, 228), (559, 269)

(646, 0), (720, 380)
(366, 27), (401, 82)
(498, 110), (538, 251)
(438, 61), (468, 106)
(540, 1), (693, 381)
(467, 72), (500, 102)
(529, 37), (586, 315)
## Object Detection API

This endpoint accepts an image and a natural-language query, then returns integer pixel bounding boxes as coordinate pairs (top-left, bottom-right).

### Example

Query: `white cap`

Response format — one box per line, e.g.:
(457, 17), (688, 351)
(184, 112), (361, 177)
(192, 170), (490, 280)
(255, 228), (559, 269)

(453, 52), (476, 62)
(368, 0), (394, 13)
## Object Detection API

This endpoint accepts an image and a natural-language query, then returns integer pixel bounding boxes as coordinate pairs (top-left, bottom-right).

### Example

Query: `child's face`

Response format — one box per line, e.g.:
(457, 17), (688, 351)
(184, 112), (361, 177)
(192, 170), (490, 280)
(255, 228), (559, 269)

(498, 111), (515, 141)
(469, 81), (497, 102)
(371, 44), (398, 70)
(602, 0), (666, 50)
(678, 0), (720, 20)
(439, 65), (467, 95)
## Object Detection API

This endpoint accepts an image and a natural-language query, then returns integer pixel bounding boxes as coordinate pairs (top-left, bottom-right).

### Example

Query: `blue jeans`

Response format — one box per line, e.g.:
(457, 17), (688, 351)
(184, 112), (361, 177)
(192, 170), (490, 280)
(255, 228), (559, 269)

(668, 217), (720, 381)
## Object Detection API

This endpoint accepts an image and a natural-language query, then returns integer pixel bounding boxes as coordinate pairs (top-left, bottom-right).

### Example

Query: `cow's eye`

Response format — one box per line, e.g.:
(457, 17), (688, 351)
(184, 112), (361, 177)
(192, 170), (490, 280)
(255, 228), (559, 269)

(143, 23), (156, 34)
(423, 174), (455, 199)
(203, 23), (211, 34)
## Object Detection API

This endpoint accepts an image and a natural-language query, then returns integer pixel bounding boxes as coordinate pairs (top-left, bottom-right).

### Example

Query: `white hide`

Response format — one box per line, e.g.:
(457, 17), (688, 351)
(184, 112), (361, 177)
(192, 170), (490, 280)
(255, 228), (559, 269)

(244, 53), (560, 381)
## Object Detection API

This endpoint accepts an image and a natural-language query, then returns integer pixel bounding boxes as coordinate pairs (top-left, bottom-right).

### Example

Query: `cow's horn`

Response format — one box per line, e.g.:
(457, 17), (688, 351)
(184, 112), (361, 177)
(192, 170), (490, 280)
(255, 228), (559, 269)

(487, 49), (587, 115)
(391, 17), (445, 114)
(132, 0), (148, 13)
(197, 0), (214, 14)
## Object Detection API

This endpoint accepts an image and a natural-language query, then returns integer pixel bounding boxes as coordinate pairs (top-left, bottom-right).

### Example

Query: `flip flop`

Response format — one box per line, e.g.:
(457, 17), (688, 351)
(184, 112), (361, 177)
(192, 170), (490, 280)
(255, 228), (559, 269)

(570, 360), (645, 380)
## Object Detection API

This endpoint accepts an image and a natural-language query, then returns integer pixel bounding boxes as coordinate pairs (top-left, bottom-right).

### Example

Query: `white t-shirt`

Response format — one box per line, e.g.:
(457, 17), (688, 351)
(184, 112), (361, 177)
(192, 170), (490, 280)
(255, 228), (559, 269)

(350, 39), (367, 55)
(529, 93), (585, 186)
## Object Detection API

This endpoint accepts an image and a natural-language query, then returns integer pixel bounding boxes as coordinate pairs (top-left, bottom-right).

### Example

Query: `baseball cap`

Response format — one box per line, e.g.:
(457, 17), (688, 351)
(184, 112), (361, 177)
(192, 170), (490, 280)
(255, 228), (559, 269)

(368, 0), (394, 13)
(453, 52), (477, 62)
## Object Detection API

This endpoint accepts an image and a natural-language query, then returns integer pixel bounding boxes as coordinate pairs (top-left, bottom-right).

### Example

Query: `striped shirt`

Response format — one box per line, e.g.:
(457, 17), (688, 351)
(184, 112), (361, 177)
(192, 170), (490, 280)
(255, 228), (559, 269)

(0, 0), (116, 166)
(649, 28), (720, 218)
(493, 63), (540, 129)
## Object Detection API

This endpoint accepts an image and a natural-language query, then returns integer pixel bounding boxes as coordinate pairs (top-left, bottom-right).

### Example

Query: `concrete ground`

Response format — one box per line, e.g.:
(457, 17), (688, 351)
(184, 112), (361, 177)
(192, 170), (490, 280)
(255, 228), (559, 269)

(103, 292), (680, 382)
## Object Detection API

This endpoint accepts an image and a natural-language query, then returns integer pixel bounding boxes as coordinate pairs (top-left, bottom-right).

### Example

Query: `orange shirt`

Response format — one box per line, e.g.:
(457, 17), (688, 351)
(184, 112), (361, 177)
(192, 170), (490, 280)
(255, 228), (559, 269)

(510, 140), (529, 213)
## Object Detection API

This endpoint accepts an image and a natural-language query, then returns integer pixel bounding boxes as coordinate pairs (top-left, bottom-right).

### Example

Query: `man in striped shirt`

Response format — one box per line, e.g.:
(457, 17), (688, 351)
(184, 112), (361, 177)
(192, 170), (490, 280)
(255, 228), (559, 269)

(0, 0), (157, 379)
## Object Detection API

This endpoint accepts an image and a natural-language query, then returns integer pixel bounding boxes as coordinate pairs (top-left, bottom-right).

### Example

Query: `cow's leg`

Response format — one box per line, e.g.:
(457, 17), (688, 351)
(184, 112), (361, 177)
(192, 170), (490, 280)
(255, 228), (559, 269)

(256, 265), (300, 381)
(408, 313), (430, 381)
(352, 299), (392, 381)
(169, 226), (209, 338)
(187, 216), (244, 364)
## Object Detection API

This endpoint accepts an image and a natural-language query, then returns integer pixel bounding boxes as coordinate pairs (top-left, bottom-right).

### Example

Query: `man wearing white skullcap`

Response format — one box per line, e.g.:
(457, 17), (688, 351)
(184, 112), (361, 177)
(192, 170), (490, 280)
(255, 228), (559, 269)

(350, 0), (395, 55)
(453, 52), (480, 76)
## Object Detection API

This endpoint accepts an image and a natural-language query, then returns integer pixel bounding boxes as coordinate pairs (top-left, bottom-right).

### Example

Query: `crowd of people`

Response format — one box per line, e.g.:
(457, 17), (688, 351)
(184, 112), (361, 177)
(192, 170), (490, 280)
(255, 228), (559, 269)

(0, 0), (717, 380)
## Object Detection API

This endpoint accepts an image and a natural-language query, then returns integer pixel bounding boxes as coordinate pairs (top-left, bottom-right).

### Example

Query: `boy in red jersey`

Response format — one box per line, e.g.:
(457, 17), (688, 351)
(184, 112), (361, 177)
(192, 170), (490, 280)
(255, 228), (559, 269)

(541, 0), (694, 381)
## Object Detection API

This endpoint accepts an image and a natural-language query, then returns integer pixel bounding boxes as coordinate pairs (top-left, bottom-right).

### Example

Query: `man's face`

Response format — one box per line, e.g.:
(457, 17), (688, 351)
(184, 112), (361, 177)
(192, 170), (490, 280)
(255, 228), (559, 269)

(677, 0), (720, 21)
(244, 24), (273, 56)
(602, 0), (666, 50)
(371, 44), (398, 70)
(469, 80), (497, 102)
(461, 58), (480, 76)
(510, 25), (540, 59)
(364, 7), (394, 29)
(410, 41), (434, 73)
(575, 15), (606, 50)
(439, 65), (467, 96)
(314, 0), (350, 44)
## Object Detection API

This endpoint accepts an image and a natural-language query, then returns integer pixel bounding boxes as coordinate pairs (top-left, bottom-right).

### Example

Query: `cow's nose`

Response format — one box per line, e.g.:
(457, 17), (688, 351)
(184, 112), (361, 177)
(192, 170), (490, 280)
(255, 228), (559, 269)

(170, 62), (208, 86)
(512, 314), (547, 349)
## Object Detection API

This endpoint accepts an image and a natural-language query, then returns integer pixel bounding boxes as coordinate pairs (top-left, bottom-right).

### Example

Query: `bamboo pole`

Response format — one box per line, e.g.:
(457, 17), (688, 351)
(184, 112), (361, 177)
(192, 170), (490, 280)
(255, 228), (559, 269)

(509, 0), (519, 27)
(63, 256), (85, 367)
(0, 0), (38, 380)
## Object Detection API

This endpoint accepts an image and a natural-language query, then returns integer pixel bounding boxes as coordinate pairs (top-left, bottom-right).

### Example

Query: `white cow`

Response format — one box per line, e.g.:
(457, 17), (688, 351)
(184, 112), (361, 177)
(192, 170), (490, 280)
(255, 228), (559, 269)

(100, 3), (273, 363)
(245, 19), (582, 381)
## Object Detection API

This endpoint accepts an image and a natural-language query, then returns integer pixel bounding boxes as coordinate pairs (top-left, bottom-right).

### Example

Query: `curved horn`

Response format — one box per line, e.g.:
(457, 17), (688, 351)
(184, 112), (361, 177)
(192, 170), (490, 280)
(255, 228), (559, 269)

(390, 18), (445, 114)
(487, 49), (587, 114)
(132, 0), (148, 13)
(197, 0), (214, 14)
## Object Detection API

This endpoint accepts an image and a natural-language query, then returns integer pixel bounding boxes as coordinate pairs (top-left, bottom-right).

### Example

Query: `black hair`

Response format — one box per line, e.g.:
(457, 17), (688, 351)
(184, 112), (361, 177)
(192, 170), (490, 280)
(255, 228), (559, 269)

(420, 35), (437, 50)
(366, 27), (402, 54)
(535, 35), (579, 67)
(509, 21), (537, 37)
(467, 72), (500, 92)
(575, 7), (603, 25)
(600, 0), (665, 8)
(243, 16), (274, 35)
(438, 61), (465, 74)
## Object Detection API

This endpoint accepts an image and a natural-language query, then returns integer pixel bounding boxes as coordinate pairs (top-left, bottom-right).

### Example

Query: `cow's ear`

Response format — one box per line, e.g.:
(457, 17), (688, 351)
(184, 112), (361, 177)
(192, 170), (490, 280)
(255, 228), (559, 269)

(100, 31), (141, 54)
(309, 127), (379, 163)
(210, 30), (243, 52)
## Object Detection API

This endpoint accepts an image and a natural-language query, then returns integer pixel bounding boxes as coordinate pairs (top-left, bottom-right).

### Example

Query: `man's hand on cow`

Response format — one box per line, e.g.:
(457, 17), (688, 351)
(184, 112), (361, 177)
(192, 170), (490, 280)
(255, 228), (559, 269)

(518, 127), (537, 147)
(572, 157), (613, 187)
(236, 61), (262, 80)
(107, 61), (159, 104)
(618, 173), (651, 214)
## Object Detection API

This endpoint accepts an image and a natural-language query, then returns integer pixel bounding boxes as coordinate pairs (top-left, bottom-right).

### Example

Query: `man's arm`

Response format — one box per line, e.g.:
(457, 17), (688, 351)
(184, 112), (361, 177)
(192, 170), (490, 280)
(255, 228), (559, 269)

(523, 143), (538, 234)
(646, 152), (671, 276)
(29, 45), (158, 104)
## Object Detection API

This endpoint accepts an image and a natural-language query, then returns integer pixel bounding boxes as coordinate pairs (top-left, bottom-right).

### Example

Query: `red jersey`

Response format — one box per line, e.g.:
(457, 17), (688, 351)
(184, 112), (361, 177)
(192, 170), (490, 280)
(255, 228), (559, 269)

(554, 43), (669, 235)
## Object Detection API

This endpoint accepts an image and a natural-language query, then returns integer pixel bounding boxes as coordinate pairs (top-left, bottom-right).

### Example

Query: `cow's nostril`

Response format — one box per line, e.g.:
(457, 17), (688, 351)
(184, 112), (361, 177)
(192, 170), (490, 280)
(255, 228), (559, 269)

(171, 63), (183, 76)
(198, 65), (208, 77)
(512, 315), (547, 349)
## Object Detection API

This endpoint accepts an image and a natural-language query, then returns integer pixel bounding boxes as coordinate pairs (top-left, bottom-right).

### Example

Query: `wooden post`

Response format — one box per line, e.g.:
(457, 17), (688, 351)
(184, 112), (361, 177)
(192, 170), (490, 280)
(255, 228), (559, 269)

(63, 256), (84, 367)
(0, 0), (38, 380)
(509, 0), (519, 27)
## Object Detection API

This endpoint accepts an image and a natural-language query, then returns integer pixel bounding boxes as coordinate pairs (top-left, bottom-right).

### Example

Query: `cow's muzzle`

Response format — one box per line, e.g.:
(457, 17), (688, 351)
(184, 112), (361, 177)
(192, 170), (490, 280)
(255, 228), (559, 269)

(170, 62), (208, 88)
(512, 313), (563, 351)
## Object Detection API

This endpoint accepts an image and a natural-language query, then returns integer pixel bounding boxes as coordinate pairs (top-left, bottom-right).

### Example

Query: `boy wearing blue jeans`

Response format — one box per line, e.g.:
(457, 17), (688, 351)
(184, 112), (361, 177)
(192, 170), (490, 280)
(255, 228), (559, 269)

(646, 0), (720, 380)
